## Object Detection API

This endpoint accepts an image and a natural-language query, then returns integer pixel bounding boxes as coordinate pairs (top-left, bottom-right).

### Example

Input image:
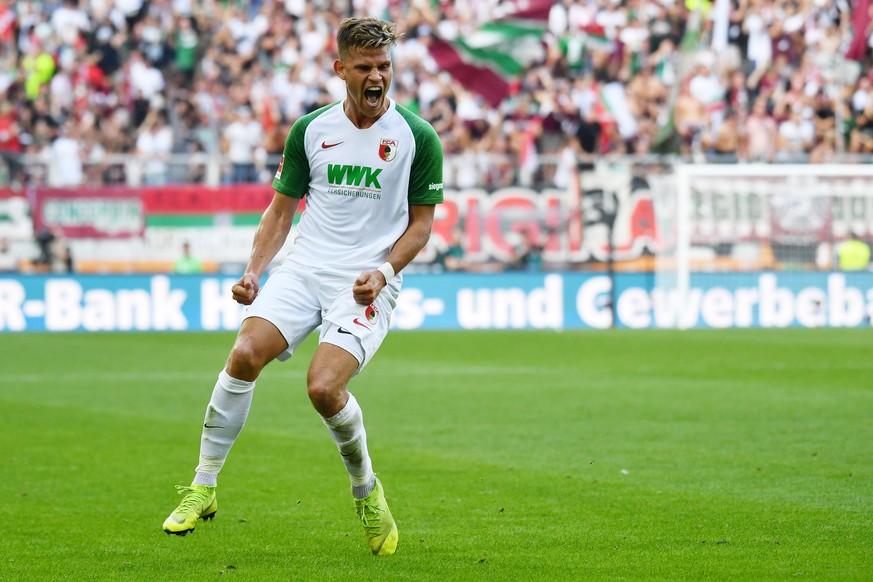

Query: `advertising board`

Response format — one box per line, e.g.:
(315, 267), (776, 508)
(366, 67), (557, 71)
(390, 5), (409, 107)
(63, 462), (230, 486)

(1, 272), (871, 332)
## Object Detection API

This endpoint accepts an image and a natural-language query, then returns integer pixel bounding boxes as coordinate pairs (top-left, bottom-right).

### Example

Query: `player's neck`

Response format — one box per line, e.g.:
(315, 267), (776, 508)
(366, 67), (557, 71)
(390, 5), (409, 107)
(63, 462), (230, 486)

(343, 99), (390, 129)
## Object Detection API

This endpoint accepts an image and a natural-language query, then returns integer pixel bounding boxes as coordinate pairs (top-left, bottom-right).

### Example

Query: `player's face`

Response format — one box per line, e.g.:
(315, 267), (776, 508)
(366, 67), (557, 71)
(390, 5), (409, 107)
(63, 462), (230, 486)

(336, 46), (393, 127)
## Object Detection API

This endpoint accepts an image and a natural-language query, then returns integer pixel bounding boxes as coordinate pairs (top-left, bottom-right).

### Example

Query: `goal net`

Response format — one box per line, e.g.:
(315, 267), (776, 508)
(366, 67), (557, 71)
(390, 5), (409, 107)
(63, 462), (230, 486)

(648, 164), (873, 329)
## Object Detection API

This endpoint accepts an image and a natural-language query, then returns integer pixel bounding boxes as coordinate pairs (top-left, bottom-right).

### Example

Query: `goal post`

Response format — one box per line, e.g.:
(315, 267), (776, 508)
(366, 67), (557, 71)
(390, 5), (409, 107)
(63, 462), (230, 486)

(652, 164), (873, 329)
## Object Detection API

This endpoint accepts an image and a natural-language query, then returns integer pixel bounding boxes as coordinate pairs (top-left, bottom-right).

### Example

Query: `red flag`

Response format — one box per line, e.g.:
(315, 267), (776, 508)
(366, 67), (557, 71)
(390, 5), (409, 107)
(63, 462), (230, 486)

(426, 38), (509, 108)
(845, 0), (871, 61)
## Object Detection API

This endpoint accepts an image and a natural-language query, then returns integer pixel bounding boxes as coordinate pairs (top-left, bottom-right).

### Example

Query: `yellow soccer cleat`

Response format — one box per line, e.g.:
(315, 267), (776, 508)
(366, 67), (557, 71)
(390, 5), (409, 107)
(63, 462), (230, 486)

(162, 484), (217, 535)
(354, 479), (398, 555)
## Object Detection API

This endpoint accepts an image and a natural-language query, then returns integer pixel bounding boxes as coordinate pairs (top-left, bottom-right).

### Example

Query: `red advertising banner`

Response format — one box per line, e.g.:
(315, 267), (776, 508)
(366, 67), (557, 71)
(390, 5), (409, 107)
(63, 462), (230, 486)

(140, 184), (275, 214)
(30, 185), (283, 238)
(31, 187), (145, 238)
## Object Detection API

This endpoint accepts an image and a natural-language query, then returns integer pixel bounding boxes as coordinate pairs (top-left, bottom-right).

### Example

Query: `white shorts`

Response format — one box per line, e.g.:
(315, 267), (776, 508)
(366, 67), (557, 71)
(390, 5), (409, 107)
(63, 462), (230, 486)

(243, 264), (400, 373)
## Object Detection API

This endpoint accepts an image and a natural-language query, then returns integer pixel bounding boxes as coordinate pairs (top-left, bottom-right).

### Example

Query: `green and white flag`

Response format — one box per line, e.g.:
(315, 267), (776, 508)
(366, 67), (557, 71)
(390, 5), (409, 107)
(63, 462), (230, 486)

(428, 0), (555, 107)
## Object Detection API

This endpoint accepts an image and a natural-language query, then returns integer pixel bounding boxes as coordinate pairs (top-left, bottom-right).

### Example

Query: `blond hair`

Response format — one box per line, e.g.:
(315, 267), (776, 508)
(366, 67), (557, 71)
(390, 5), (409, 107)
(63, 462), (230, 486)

(336, 17), (403, 59)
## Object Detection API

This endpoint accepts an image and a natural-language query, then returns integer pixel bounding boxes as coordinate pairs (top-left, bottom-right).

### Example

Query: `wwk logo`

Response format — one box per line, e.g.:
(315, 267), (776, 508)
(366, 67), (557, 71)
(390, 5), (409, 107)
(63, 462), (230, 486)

(327, 164), (382, 189)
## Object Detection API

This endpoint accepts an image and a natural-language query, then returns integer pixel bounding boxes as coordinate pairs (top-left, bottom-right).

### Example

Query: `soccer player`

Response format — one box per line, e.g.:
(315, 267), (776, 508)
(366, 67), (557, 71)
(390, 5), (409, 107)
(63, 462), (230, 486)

(162, 17), (444, 556)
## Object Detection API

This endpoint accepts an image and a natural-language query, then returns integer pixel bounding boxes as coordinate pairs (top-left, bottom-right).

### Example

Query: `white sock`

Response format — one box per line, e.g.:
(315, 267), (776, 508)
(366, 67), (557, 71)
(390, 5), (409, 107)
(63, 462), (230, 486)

(193, 369), (255, 486)
(322, 393), (375, 497)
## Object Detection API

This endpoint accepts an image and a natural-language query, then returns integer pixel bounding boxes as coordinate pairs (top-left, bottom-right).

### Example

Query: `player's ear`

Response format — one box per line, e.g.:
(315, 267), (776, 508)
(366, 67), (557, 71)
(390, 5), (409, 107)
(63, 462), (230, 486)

(334, 59), (345, 80)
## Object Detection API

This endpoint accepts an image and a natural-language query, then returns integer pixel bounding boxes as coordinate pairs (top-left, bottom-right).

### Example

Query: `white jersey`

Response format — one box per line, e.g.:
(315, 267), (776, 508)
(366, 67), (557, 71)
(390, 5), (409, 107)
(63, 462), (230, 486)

(272, 99), (443, 274)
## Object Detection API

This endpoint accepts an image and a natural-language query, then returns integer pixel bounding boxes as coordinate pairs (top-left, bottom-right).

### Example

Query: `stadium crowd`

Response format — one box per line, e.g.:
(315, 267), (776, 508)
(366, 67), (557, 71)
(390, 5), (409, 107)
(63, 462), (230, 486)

(0, 0), (872, 190)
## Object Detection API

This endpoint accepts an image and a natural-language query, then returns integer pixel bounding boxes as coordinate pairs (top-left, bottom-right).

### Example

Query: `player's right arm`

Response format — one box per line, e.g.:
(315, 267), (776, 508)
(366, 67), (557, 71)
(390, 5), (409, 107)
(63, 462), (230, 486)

(234, 107), (312, 305)
(232, 191), (300, 305)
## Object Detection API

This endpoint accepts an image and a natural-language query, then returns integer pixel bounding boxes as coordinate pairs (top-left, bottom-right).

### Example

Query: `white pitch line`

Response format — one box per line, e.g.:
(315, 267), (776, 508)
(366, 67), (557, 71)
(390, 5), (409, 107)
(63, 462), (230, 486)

(1, 365), (565, 384)
(2, 371), (302, 383)
(379, 365), (559, 376)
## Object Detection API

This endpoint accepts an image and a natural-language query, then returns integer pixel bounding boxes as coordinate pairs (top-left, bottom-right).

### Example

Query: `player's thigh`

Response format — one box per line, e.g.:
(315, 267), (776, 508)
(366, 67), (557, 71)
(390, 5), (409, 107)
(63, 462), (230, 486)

(307, 340), (360, 394)
(320, 276), (399, 371)
(244, 265), (322, 362)
(229, 316), (289, 367)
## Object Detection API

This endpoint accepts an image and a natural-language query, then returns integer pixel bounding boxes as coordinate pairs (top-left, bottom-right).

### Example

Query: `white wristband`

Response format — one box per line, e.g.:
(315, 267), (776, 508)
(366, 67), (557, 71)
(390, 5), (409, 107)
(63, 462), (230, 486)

(377, 262), (395, 282)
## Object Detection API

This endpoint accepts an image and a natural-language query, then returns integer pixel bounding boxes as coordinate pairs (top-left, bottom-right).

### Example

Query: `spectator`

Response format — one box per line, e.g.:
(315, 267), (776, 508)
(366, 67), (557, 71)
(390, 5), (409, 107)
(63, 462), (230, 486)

(674, 79), (708, 155)
(688, 54), (726, 138)
(744, 99), (778, 162)
(812, 91), (836, 139)
(0, 237), (17, 272)
(0, 101), (22, 185)
(49, 119), (84, 187)
(172, 16), (200, 87)
(777, 104), (815, 161)
(222, 105), (262, 184)
(174, 240), (203, 274)
(704, 108), (741, 159)
(436, 227), (468, 273)
(553, 134), (583, 189)
(838, 233), (871, 271)
(81, 119), (109, 185)
(743, 1), (774, 75)
(128, 50), (165, 105)
(54, 244), (74, 274)
(135, 109), (173, 185)
(506, 230), (545, 272)
(809, 130), (837, 164)
(50, 0), (90, 47)
(0, 0), (871, 191)
(33, 227), (56, 271)
(852, 77), (872, 115)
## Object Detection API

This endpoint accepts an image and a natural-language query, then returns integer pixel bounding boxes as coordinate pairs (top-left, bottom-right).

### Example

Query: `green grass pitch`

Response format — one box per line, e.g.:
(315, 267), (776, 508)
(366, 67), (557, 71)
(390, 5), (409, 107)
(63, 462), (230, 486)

(1, 329), (871, 581)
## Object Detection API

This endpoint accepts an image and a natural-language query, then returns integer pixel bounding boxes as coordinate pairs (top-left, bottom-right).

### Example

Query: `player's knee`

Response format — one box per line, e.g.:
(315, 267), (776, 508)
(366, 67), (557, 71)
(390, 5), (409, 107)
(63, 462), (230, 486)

(306, 376), (332, 405)
(227, 338), (268, 380)
(306, 373), (343, 411)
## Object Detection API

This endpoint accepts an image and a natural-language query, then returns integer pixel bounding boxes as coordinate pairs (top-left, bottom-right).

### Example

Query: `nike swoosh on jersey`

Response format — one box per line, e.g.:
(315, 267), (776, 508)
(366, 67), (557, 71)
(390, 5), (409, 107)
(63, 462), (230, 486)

(353, 318), (371, 330)
(321, 141), (343, 149)
(337, 327), (352, 335)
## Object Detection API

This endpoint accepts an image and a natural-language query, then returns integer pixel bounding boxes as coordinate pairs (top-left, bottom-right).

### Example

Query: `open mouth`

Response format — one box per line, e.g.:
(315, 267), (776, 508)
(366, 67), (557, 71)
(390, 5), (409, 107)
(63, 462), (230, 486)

(364, 86), (383, 106)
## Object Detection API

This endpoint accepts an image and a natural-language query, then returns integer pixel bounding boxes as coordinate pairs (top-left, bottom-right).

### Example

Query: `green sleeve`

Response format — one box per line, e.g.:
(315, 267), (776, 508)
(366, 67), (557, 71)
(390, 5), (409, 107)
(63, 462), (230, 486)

(271, 118), (309, 198)
(397, 104), (444, 205)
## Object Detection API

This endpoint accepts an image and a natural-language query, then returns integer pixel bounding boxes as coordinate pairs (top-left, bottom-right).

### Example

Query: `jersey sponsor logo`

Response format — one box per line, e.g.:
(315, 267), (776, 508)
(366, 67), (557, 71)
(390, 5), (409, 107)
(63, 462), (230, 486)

(428, 182), (443, 191)
(321, 140), (343, 149)
(274, 154), (284, 180)
(379, 138), (398, 162)
(327, 164), (382, 189)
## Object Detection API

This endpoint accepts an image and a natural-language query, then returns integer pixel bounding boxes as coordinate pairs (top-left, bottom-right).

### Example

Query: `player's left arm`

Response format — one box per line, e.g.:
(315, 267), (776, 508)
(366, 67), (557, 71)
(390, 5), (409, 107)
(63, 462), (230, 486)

(354, 113), (443, 305)
(353, 204), (435, 305)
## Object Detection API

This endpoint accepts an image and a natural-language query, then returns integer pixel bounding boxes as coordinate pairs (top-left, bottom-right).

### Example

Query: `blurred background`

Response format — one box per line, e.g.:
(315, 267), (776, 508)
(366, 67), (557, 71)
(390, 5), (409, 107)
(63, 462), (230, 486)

(1, 0), (873, 331)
